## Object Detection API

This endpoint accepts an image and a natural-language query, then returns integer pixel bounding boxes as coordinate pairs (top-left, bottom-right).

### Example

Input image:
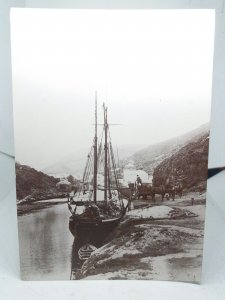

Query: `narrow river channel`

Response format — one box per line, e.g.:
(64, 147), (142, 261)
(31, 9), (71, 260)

(18, 202), (74, 280)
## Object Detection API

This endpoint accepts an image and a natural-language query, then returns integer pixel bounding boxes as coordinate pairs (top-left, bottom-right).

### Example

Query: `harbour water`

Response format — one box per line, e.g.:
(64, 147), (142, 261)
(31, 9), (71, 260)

(18, 202), (74, 280)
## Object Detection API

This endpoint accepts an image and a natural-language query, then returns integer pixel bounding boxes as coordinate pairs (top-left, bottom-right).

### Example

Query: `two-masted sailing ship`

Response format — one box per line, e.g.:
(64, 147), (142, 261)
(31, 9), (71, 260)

(68, 95), (128, 249)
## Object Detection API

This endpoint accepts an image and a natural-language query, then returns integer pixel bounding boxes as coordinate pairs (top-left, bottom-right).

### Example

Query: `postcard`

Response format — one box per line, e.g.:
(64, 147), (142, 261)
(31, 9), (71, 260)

(11, 9), (214, 281)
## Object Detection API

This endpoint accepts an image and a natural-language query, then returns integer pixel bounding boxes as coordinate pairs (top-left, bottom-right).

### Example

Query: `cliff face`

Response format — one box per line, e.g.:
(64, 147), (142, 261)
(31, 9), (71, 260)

(153, 132), (209, 192)
(16, 163), (59, 200)
(133, 124), (209, 175)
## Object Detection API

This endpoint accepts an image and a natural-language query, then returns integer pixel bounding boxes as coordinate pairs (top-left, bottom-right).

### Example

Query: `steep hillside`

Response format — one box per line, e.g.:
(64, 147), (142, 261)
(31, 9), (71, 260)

(153, 132), (209, 191)
(16, 163), (60, 200)
(133, 123), (209, 174)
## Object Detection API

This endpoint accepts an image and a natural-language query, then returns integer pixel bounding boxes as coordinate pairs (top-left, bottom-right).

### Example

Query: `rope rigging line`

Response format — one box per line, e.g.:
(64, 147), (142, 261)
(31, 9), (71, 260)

(97, 128), (104, 171)
(107, 145), (112, 199)
(110, 142), (122, 204)
(85, 150), (93, 184)
(108, 130), (121, 198)
(81, 143), (94, 195)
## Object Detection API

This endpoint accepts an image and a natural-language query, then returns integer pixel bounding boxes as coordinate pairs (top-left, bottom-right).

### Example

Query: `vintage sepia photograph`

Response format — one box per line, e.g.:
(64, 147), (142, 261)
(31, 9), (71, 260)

(11, 9), (214, 281)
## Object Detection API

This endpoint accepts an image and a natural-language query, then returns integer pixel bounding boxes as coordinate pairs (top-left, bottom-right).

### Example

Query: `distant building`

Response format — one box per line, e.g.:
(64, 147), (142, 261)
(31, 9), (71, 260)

(56, 178), (72, 192)
(123, 169), (151, 185)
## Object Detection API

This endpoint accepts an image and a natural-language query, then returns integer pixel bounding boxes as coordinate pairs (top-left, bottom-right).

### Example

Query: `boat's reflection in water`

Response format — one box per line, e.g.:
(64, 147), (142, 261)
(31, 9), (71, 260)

(70, 238), (83, 279)
(71, 236), (98, 279)
(70, 223), (115, 279)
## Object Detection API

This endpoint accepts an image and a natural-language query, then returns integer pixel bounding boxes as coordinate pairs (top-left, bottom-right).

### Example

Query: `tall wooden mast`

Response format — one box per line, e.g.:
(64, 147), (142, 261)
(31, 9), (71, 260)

(104, 104), (108, 201)
(93, 92), (98, 203)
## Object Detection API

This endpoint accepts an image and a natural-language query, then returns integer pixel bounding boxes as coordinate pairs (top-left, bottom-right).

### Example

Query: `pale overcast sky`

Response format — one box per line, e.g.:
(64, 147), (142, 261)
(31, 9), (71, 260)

(11, 9), (214, 170)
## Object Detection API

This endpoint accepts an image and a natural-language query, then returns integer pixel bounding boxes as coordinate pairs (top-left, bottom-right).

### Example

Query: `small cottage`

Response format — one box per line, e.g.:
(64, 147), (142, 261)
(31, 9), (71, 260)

(56, 178), (72, 192)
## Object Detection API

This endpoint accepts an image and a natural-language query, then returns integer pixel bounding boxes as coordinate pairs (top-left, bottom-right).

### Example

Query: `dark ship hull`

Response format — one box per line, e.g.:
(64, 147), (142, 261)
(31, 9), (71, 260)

(69, 209), (126, 247)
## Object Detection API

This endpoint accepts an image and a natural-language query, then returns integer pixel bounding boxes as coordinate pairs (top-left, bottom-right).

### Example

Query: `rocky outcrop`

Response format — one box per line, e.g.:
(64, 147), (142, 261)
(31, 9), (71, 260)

(153, 132), (209, 192)
(15, 163), (60, 200)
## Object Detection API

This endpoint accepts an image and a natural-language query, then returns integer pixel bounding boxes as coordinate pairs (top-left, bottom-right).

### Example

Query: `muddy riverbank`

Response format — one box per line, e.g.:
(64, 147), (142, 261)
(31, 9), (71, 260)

(17, 199), (68, 216)
(73, 192), (206, 282)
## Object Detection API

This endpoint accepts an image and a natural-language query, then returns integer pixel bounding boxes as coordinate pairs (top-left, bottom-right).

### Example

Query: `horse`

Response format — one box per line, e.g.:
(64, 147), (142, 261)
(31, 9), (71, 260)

(136, 183), (153, 200)
(136, 183), (167, 202)
(152, 185), (166, 201)
(165, 185), (176, 201)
